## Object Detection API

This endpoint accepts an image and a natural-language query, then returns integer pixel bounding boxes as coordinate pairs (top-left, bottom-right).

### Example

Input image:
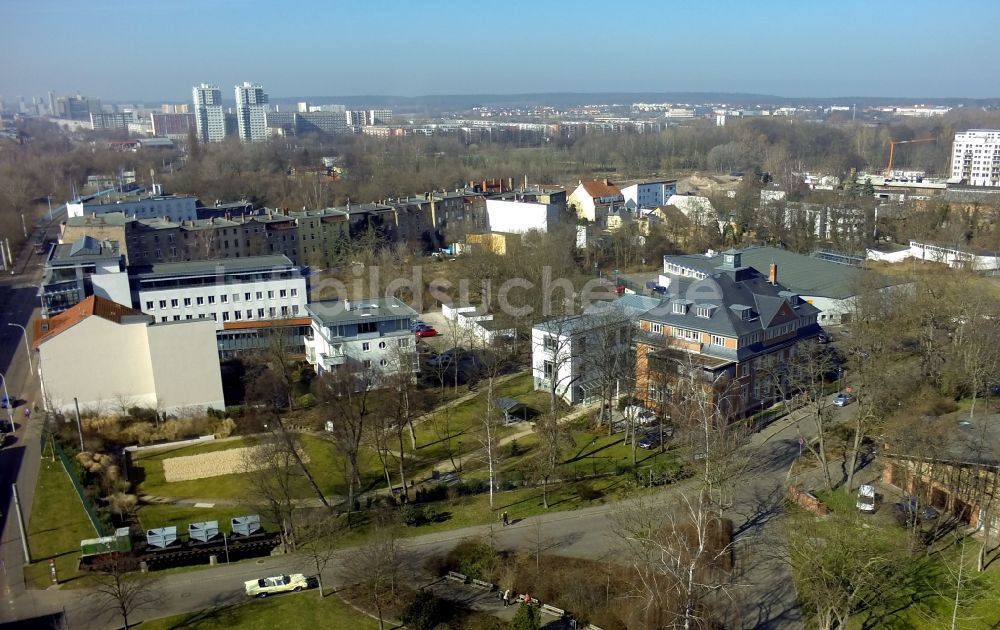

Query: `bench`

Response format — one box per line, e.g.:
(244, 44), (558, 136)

(446, 571), (468, 583)
(540, 603), (566, 617)
(471, 578), (494, 590)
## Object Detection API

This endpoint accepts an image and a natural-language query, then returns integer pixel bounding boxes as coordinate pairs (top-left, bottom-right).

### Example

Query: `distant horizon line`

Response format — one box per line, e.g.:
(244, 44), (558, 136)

(48, 90), (1000, 106)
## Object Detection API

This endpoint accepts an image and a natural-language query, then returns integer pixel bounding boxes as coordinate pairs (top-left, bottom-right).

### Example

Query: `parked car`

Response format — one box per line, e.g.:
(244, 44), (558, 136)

(637, 425), (675, 449)
(817, 332), (832, 344)
(833, 392), (854, 407)
(856, 484), (879, 513)
(0, 396), (14, 409)
(415, 327), (438, 338)
(893, 496), (939, 527)
(244, 573), (310, 598)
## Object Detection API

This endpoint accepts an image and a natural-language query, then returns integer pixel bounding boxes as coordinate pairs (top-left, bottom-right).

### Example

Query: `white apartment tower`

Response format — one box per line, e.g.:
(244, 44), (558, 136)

(235, 82), (269, 142)
(192, 84), (225, 143)
(951, 130), (1000, 187)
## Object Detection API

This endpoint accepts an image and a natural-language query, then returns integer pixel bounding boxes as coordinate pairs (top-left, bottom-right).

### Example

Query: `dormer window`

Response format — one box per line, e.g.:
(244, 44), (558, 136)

(779, 290), (801, 308)
(695, 304), (716, 318)
(672, 302), (686, 315)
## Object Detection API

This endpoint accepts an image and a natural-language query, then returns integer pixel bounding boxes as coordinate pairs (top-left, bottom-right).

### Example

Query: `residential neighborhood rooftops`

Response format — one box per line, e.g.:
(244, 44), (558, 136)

(665, 246), (899, 300)
(33, 296), (148, 347)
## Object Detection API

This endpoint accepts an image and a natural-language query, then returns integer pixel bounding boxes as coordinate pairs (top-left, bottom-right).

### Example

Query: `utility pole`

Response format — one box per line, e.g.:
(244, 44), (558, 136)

(73, 397), (85, 452)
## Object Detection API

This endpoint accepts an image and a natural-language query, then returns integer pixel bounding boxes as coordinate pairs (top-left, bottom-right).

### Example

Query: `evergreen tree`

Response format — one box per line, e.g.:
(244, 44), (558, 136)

(508, 602), (541, 630)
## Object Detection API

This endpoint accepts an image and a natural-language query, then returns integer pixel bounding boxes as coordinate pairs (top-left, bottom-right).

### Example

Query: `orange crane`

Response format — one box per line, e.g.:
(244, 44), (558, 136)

(884, 137), (935, 178)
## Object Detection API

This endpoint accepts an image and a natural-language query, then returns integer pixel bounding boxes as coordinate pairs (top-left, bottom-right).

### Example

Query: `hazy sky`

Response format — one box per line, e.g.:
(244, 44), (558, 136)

(2, 0), (997, 103)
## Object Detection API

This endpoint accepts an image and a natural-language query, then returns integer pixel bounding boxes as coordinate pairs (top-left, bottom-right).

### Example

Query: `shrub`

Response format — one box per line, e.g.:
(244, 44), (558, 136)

(575, 482), (602, 501)
(446, 540), (497, 580)
(127, 406), (159, 423)
(295, 393), (316, 408)
(401, 590), (448, 630)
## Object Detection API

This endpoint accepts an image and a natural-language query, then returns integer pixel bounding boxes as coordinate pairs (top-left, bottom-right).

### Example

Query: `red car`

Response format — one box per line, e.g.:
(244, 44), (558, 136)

(415, 327), (437, 338)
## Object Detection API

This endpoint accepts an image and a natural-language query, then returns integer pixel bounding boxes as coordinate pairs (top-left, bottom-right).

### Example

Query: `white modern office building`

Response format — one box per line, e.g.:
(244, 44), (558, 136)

(620, 180), (678, 210)
(304, 297), (420, 379)
(131, 255), (307, 330)
(66, 189), (198, 222)
(951, 130), (1000, 187)
(235, 82), (269, 143)
(192, 83), (226, 143)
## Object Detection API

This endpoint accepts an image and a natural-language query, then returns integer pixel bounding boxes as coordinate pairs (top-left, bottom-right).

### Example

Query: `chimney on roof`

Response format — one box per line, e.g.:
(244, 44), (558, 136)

(769, 263), (778, 285)
(603, 178), (610, 185)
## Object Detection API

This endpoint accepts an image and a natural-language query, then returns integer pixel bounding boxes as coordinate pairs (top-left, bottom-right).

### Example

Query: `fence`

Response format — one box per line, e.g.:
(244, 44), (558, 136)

(52, 440), (107, 536)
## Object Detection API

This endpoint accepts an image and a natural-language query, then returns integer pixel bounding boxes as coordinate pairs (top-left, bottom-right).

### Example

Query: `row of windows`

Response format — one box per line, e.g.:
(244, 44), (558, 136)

(158, 305), (299, 323)
(146, 288), (298, 309)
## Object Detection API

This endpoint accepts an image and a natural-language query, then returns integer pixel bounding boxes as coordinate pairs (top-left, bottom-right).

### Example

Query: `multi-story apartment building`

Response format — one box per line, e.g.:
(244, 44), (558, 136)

(620, 180), (678, 210)
(151, 112), (196, 139)
(66, 188), (198, 222)
(367, 109), (392, 125)
(568, 179), (624, 224)
(951, 130), (1000, 186)
(531, 295), (660, 405)
(636, 250), (822, 419)
(304, 297), (419, 379)
(265, 110), (350, 137)
(90, 111), (134, 131)
(192, 84), (226, 143)
(235, 82), (269, 143)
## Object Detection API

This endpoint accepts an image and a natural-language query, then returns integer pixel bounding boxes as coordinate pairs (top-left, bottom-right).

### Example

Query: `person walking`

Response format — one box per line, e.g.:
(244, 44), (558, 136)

(503, 589), (510, 607)
(502, 511), (509, 527)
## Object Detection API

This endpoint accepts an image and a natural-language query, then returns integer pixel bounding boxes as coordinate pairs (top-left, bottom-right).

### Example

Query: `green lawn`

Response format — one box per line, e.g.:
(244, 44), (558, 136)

(138, 591), (382, 630)
(24, 458), (100, 588)
(133, 434), (381, 502)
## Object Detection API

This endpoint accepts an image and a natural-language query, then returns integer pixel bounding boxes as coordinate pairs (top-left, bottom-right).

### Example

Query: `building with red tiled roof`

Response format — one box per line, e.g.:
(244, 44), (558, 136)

(35, 296), (224, 415)
(568, 179), (624, 224)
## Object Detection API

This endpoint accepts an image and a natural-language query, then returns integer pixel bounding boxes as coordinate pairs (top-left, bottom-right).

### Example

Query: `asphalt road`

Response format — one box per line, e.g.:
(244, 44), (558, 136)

(0, 206), (65, 611)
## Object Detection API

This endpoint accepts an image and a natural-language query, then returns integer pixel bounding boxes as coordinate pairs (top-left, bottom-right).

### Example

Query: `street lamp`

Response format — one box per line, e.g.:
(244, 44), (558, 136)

(7, 323), (32, 375)
(0, 372), (14, 425)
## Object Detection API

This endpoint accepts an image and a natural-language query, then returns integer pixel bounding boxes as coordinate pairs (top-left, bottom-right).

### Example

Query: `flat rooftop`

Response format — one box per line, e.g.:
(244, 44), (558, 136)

(132, 255), (297, 279)
(306, 297), (417, 326)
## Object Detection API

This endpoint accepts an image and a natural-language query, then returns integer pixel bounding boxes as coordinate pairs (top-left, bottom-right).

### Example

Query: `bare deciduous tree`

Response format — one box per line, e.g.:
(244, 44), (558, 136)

(247, 367), (330, 508)
(91, 555), (158, 630)
(341, 517), (401, 630)
(242, 435), (300, 550)
(612, 489), (735, 630)
(314, 365), (377, 512)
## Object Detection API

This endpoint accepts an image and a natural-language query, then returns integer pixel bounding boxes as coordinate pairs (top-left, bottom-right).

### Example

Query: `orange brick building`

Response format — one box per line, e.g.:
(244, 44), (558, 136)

(636, 250), (822, 419)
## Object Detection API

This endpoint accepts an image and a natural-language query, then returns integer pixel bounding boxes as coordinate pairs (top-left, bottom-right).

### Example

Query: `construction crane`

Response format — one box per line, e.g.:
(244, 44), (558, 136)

(884, 137), (935, 178)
